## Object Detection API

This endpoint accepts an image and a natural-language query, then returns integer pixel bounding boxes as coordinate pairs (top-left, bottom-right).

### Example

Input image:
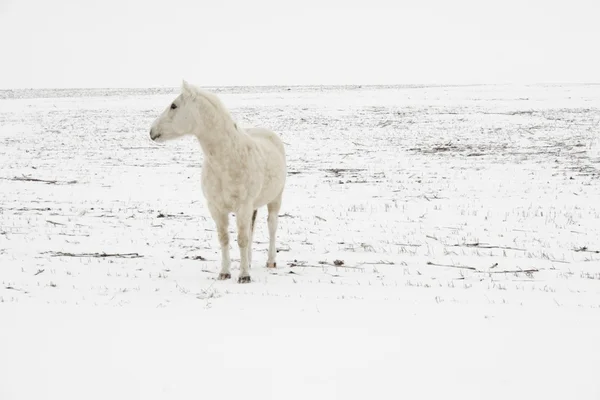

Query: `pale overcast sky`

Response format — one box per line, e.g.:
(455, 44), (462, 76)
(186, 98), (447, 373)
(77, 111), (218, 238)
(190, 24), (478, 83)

(0, 0), (599, 88)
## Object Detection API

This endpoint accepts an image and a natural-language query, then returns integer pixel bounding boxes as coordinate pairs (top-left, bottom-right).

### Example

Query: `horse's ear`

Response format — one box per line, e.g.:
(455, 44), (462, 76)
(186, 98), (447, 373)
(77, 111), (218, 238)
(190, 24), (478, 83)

(181, 80), (194, 97)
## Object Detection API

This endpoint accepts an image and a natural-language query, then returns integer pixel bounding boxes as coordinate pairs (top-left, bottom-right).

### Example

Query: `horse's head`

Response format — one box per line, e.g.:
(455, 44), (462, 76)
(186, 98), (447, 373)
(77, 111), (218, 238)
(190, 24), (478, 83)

(149, 80), (212, 142)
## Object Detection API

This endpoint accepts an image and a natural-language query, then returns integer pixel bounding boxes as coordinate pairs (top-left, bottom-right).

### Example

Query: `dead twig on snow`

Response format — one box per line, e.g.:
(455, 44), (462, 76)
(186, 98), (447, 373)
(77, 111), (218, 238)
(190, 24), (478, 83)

(426, 261), (477, 271)
(475, 269), (539, 274)
(452, 242), (526, 251)
(45, 251), (142, 258)
(574, 246), (600, 254)
(2, 176), (77, 185)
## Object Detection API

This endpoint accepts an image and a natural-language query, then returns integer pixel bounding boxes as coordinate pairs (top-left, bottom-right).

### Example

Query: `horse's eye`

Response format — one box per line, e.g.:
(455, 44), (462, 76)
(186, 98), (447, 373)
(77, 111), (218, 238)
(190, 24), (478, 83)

(170, 103), (177, 110)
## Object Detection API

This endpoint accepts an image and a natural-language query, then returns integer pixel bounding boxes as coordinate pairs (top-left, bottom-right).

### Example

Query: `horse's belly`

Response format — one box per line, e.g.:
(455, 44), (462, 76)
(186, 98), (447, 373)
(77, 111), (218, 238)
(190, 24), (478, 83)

(200, 132), (286, 211)
(253, 183), (283, 208)
(253, 155), (286, 208)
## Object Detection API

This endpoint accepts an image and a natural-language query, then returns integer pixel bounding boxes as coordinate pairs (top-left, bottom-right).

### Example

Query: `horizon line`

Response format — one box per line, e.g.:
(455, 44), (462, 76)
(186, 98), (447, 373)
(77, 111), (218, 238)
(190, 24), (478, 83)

(2, 82), (600, 91)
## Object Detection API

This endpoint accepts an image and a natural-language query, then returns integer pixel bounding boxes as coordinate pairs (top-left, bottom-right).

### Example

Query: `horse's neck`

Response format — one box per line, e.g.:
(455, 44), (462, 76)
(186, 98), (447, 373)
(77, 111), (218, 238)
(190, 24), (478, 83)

(192, 93), (248, 167)
(197, 123), (247, 166)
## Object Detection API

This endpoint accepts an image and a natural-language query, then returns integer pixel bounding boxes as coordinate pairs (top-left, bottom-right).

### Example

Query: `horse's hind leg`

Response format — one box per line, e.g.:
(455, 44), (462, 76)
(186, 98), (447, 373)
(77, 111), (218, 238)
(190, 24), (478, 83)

(249, 209), (257, 269)
(266, 193), (282, 268)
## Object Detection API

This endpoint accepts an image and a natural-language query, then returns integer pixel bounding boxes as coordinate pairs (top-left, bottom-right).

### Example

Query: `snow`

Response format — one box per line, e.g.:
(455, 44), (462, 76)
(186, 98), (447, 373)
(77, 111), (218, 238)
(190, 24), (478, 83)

(1, 84), (600, 399)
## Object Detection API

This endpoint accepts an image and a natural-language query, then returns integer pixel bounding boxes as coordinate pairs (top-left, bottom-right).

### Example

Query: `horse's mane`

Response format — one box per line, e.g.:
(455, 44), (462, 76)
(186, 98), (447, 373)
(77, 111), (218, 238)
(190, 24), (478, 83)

(185, 83), (234, 123)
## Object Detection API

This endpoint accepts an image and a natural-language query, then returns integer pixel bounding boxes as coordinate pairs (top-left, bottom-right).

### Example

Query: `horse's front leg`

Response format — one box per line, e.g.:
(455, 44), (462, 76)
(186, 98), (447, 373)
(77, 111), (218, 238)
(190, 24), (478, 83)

(266, 193), (282, 268)
(236, 204), (254, 283)
(208, 204), (231, 280)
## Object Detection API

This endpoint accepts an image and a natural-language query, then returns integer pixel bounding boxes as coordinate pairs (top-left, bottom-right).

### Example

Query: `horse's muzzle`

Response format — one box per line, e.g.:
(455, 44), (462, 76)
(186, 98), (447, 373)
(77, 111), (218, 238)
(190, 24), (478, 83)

(149, 128), (161, 141)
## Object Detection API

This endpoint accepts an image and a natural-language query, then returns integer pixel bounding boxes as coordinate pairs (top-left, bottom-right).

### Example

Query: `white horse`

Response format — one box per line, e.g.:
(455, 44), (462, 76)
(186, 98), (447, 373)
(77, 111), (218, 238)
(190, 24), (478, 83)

(149, 81), (286, 283)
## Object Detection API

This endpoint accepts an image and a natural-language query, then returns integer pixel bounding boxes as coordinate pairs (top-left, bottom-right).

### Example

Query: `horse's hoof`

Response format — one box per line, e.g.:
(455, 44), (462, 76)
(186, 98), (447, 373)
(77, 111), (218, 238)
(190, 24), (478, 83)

(266, 262), (276, 268)
(218, 273), (231, 280)
(238, 275), (251, 284)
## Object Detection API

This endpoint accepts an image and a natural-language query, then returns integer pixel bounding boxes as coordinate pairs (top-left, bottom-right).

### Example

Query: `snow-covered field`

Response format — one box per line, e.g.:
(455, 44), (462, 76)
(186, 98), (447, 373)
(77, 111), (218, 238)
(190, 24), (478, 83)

(1, 84), (600, 399)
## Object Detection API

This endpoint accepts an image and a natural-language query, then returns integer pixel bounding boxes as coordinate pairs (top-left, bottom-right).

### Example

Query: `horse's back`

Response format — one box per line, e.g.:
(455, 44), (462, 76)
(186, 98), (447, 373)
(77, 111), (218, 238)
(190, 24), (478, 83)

(247, 128), (286, 157)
